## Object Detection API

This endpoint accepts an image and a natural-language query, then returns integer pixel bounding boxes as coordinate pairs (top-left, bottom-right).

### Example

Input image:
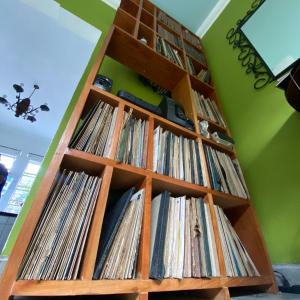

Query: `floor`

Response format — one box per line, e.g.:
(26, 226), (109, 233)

(233, 293), (300, 299)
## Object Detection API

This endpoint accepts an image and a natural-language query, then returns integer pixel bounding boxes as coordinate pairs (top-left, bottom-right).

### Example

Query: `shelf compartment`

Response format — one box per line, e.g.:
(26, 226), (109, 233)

(156, 23), (183, 50)
(156, 37), (186, 71)
(190, 74), (214, 98)
(114, 8), (137, 35)
(182, 26), (202, 49)
(198, 114), (228, 134)
(223, 205), (275, 277)
(156, 10), (181, 35)
(184, 43), (207, 67)
(90, 85), (197, 139)
(143, 0), (155, 15)
(120, 0), (139, 18)
(93, 168), (147, 281)
(138, 22), (154, 49)
(107, 26), (186, 91)
(140, 9), (154, 30)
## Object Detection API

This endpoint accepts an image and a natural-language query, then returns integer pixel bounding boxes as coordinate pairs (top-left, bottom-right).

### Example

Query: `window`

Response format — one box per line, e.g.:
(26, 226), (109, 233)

(6, 161), (41, 214)
(0, 153), (17, 198)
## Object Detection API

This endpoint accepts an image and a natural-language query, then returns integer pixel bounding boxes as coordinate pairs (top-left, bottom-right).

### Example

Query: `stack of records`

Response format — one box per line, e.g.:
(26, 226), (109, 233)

(192, 90), (226, 127)
(186, 56), (196, 75)
(157, 11), (181, 34)
(214, 205), (260, 277)
(156, 36), (184, 69)
(184, 42), (207, 65)
(18, 170), (102, 280)
(157, 24), (183, 49)
(182, 29), (201, 48)
(196, 69), (211, 84)
(69, 100), (118, 157)
(203, 145), (250, 199)
(93, 188), (145, 279)
(116, 109), (149, 168)
(150, 192), (220, 279)
(153, 126), (206, 186)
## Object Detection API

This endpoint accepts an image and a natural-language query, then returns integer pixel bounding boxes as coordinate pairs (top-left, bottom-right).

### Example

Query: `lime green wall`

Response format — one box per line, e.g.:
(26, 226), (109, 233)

(2, 0), (159, 255)
(202, 0), (300, 263)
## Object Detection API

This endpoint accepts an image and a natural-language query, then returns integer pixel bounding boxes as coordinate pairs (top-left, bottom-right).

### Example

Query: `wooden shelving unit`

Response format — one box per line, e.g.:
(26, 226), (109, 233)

(0, 1), (277, 299)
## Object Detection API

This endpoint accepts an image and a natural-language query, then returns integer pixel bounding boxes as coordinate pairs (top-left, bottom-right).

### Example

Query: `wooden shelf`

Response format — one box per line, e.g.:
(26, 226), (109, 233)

(190, 74), (214, 97)
(141, 9), (154, 30)
(12, 276), (273, 296)
(201, 135), (236, 158)
(90, 85), (198, 138)
(0, 1), (276, 299)
(107, 26), (186, 91)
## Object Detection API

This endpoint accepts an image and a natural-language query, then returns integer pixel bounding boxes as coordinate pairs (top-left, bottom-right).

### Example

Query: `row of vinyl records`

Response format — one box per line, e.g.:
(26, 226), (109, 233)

(156, 36), (184, 69)
(192, 90), (227, 128)
(157, 11), (181, 34)
(157, 10), (202, 49)
(184, 42), (207, 66)
(18, 177), (258, 280)
(157, 24), (183, 49)
(67, 99), (248, 198)
(187, 57), (211, 84)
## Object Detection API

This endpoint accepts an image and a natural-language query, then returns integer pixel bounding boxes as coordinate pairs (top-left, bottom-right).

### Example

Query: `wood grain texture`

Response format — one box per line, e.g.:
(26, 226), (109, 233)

(11, 276), (273, 296)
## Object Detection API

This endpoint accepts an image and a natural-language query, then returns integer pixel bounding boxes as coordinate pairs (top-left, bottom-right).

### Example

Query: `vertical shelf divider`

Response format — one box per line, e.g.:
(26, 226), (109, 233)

(80, 165), (114, 280)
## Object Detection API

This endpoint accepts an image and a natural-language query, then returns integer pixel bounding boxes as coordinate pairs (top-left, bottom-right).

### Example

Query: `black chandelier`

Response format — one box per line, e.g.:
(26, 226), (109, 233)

(0, 83), (50, 122)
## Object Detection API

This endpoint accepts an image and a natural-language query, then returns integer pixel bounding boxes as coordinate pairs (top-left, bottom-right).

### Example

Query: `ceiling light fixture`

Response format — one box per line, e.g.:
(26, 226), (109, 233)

(0, 83), (50, 123)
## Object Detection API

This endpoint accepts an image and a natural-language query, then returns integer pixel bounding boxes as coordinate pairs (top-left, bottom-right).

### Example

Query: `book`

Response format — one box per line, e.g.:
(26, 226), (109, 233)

(18, 170), (102, 280)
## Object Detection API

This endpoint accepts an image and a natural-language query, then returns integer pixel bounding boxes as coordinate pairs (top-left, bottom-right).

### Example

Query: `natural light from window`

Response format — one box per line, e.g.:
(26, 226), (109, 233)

(6, 161), (41, 214)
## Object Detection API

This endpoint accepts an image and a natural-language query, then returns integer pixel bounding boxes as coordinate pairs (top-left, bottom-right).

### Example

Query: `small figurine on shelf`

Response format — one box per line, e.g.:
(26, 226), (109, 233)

(199, 120), (210, 138)
(139, 37), (148, 45)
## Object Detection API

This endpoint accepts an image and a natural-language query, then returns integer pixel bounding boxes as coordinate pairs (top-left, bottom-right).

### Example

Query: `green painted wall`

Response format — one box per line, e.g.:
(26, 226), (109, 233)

(202, 0), (300, 263)
(2, 0), (160, 255)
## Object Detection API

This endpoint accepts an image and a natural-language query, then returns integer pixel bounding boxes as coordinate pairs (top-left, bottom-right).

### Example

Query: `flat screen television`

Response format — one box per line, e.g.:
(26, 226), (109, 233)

(241, 0), (300, 79)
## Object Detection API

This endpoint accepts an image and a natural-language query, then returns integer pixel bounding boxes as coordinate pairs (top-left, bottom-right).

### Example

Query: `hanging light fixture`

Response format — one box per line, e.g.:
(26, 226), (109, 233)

(0, 83), (50, 122)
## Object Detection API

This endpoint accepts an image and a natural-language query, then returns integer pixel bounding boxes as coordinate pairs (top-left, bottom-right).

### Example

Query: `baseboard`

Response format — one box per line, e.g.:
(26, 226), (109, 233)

(273, 264), (300, 287)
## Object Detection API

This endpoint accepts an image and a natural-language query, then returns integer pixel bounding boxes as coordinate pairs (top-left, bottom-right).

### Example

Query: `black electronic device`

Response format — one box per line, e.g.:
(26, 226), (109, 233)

(94, 75), (113, 92)
(117, 90), (194, 131)
(159, 96), (194, 131)
(117, 90), (162, 115)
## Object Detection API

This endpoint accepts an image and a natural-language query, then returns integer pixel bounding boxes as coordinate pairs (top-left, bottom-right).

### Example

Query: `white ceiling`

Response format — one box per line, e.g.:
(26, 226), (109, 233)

(0, 0), (101, 152)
